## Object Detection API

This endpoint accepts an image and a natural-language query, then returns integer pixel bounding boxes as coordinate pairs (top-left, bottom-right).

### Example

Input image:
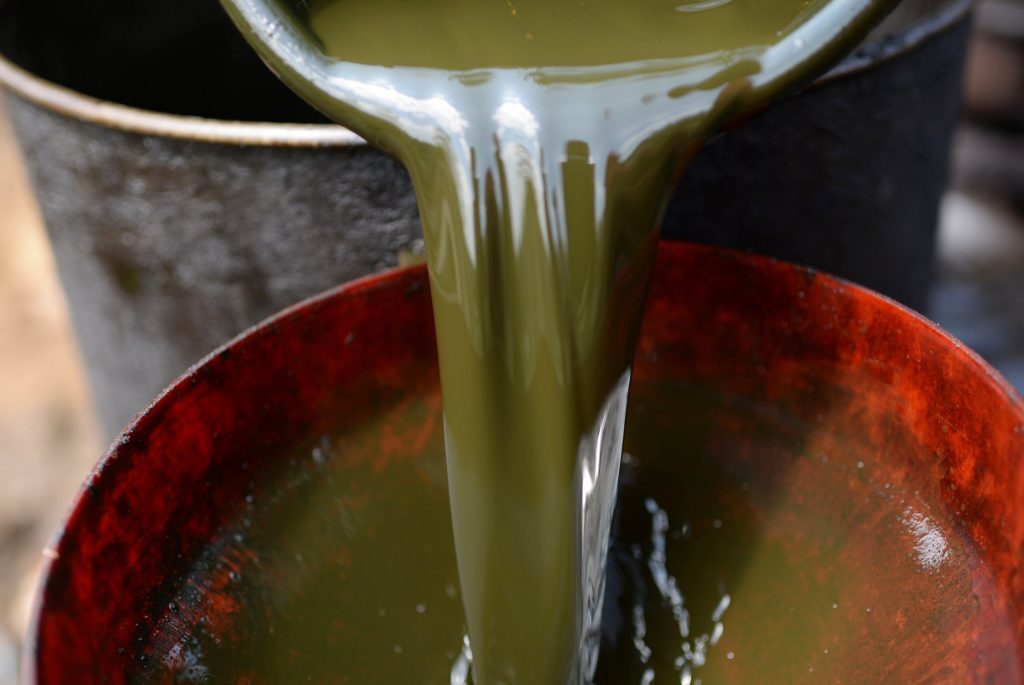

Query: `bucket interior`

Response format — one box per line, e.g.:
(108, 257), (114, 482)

(26, 243), (1024, 684)
(0, 0), (326, 122)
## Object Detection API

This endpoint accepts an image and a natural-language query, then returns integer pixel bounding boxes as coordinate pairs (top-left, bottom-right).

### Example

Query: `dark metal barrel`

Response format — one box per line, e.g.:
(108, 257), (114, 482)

(666, 0), (971, 310)
(0, 0), (971, 438)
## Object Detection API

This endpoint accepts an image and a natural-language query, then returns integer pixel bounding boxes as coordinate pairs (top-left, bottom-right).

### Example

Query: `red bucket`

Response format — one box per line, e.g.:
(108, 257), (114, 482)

(24, 243), (1024, 684)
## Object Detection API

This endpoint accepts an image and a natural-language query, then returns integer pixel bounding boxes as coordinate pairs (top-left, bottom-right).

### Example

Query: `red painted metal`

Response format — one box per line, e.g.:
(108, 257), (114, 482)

(23, 243), (1024, 683)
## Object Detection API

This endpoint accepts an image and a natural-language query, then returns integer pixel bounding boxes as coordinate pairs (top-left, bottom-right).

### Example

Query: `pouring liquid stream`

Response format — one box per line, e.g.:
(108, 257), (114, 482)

(219, 0), (897, 681)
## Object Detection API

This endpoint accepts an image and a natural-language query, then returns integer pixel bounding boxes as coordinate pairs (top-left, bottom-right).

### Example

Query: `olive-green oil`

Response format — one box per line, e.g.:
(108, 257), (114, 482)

(150, 378), (999, 684)
(217, 0), (898, 680)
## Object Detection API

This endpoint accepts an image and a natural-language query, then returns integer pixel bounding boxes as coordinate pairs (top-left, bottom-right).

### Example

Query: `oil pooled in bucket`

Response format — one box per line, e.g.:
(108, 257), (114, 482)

(149, 378), (1008, 684)
(219, 0), (898, 680)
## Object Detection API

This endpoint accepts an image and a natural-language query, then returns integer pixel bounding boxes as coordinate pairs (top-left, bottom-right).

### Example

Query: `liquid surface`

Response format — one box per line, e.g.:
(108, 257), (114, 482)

(219, 0), (896, 680)
(147, 378), (1010, 684)
(307, 0), (833, 69)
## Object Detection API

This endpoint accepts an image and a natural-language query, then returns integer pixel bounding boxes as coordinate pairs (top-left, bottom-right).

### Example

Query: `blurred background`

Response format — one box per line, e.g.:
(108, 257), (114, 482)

(0, 0), (1022, 682)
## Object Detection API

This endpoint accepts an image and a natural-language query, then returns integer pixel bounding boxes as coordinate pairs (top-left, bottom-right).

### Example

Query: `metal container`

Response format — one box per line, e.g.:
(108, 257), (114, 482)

(0, 0), (971, 438)
(24, 243), (1024, 683)
(666, 0), (971, 308)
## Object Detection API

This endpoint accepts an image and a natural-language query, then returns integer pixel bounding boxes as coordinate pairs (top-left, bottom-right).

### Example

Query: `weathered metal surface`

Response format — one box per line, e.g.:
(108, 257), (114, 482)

(24, 243), (1024, 684)
(0, 0), (970, 438)
(3, 101), (421, 438)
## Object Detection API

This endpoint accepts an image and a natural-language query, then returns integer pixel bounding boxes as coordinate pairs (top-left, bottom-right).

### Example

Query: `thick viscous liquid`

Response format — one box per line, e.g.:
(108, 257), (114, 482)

(218, 0), (897, 680)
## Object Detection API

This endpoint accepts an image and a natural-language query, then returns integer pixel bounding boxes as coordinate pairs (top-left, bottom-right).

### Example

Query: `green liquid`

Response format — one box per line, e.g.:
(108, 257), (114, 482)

(148, 376), (1002, 684)
(306, 0), (836, 69)
(218, 0), (897, 680)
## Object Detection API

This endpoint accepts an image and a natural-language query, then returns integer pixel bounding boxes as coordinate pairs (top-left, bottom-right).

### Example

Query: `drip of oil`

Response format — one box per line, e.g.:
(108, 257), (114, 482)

(217, 0), (898, 681)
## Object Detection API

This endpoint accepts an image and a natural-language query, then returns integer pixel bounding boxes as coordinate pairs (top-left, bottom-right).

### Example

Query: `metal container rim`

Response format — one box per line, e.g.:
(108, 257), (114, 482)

(0, 0), (971, 148)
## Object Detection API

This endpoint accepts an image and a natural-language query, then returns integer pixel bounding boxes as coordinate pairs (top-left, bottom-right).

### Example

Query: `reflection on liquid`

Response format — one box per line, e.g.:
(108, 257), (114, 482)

(675, 0), (735, 13)
(902, 507), (952, 572)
